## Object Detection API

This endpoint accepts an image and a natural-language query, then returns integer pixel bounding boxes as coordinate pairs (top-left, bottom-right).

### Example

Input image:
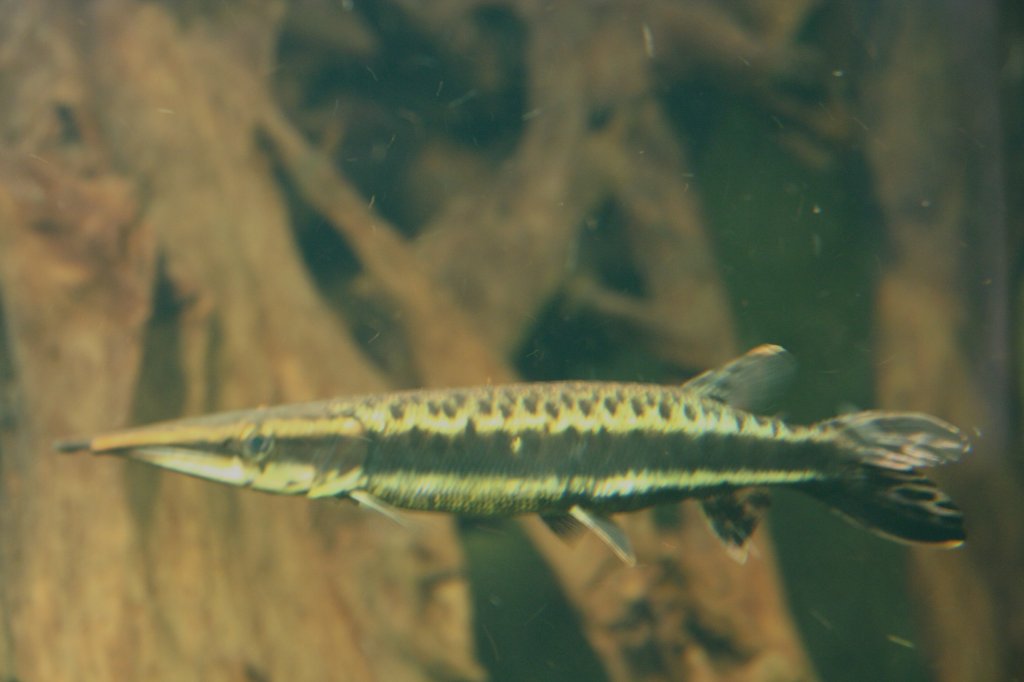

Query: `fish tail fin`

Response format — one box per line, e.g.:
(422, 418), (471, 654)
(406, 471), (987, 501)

(804, 411), (970, 546)
(801, 468), (965, 546)
(823, 410), (969, 471)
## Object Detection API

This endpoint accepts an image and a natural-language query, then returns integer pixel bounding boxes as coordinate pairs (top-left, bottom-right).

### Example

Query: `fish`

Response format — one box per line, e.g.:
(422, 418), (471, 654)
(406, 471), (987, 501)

(55, 345), (969, 565)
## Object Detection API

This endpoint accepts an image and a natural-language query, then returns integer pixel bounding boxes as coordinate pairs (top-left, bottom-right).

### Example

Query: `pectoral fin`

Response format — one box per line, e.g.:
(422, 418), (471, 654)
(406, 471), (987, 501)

(569, 505), (636, 566)
(350, 490), (411, 528)
(700, 489), (770, 563)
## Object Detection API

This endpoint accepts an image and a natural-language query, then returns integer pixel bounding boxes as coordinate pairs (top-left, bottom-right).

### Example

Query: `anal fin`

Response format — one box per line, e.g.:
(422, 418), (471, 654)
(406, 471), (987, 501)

(569, 505), (636, 566)
(700, 489), (770, 563)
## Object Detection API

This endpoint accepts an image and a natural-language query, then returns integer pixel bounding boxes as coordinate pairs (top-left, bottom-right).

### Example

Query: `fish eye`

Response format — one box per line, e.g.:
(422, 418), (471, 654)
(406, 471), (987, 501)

(241, 428), (274, 458)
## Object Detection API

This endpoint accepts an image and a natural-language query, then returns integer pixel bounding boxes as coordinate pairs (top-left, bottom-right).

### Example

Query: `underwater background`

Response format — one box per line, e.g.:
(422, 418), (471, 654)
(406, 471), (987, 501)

(0, 1), (1020, 681)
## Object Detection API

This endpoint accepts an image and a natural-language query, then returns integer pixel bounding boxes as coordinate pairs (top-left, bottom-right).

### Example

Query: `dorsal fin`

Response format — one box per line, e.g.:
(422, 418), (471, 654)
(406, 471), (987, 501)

(682, 344), (795, 413)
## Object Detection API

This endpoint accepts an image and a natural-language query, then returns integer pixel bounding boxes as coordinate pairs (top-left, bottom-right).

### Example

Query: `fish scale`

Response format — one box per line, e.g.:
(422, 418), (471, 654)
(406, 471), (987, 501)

(348, 382), (782, 442)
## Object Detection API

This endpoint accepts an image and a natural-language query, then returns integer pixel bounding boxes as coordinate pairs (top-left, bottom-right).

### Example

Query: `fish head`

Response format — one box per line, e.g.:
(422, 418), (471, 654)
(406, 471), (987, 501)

(60, 407), (368, 495)
(70, 409), (273, 487)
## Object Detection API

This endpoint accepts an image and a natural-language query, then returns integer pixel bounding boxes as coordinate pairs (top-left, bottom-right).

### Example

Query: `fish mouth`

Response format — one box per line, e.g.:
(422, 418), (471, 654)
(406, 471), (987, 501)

(57, 420), (325, 494)
(113, 444), (337, 495)
(116, 445), (257, 486)
(58, 420), (259, 488)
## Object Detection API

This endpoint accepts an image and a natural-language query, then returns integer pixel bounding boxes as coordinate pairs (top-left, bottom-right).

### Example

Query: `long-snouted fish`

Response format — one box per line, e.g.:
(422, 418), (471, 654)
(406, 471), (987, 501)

(55, 345), (969, 565)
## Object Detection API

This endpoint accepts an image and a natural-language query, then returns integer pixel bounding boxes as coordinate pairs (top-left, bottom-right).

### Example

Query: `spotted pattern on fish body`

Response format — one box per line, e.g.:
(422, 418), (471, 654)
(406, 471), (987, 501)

(335, 382), (838, 516)
(348, 382), (798, 440)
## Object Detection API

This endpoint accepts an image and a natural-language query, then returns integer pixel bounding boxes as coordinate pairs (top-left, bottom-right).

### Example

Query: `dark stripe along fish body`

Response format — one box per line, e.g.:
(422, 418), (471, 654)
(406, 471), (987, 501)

(351, 381), (834, 515)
